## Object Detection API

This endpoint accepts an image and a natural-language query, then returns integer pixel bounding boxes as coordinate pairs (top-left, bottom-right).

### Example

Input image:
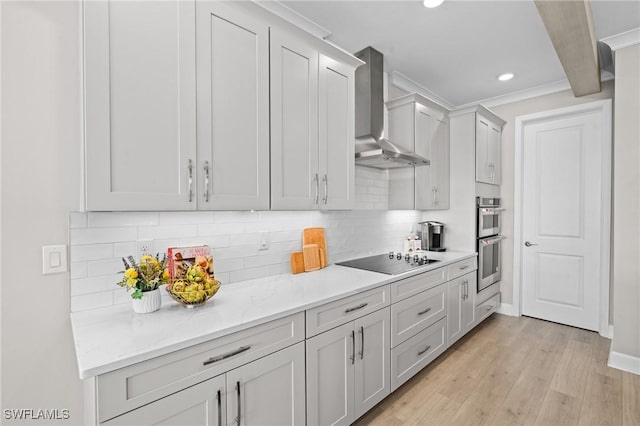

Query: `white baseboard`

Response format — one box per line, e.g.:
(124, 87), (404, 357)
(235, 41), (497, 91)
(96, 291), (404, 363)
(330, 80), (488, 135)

(608, 351), (640, 375)
(600, 324), (614, 339)
(496, 303), (516, 316)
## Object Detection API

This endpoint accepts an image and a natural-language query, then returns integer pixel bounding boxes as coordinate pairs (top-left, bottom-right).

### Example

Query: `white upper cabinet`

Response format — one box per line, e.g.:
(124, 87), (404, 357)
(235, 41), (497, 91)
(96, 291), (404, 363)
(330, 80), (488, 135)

(475, 110), (503, 185)
(196, 2), (270, 210)
(84, 1), (197, 211)
(270, 29), (359, 211)
(318, 55), (356, 210)
(270, 28), (320, 210)
(387, 94), (450, 210)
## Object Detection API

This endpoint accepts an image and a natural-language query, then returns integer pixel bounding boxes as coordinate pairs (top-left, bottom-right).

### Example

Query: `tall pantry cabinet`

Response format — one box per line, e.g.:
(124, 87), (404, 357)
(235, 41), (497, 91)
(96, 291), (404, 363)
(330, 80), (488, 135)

(83, 1), (361, 212)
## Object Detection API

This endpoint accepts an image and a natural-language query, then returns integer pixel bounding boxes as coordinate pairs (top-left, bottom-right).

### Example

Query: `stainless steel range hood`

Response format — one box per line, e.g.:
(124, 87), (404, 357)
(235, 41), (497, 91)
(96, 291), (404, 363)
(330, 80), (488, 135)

(354, 47), (430, 169)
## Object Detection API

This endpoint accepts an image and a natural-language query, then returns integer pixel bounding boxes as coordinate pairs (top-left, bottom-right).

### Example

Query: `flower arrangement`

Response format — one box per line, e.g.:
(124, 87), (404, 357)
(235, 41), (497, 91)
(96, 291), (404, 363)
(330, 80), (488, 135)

(118, 254), (169, 299)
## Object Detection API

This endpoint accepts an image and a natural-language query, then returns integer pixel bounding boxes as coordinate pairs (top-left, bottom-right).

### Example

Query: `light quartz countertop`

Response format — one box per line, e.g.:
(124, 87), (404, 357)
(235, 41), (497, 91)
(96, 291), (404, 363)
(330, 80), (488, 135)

(70, 251), (475, 379)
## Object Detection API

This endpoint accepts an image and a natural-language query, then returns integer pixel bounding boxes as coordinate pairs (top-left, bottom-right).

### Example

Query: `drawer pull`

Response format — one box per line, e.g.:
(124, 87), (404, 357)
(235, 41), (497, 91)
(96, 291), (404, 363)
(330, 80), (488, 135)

(417, 307), (432, 316)
(486, 305), (494, 311)
(350, 330), (356, 365)
(417, 345), (432, 356)
(359, 326), (364, 360)
(459, 265), (469, 270)
(345, 302), (368, 313)
(203, 345), (251, 366)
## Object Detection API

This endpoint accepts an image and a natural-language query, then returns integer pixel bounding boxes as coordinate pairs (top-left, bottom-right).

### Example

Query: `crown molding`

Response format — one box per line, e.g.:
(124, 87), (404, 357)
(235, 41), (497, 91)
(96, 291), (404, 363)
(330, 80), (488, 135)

(390, 71), (455, 111)
(600, 27), (640, 51)
(252, 1), (332, 40)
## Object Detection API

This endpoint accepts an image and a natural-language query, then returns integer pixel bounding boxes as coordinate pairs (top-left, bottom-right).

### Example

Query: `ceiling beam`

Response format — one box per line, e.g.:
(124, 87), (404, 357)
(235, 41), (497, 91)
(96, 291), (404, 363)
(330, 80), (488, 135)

(534, 0), (601, 97)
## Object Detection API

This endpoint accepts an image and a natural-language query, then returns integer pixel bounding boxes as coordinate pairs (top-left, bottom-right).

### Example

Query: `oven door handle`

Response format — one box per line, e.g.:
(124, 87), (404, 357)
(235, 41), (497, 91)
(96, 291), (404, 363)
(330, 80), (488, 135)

(479, 208), (505, 215)
(480, 235), (505, 246)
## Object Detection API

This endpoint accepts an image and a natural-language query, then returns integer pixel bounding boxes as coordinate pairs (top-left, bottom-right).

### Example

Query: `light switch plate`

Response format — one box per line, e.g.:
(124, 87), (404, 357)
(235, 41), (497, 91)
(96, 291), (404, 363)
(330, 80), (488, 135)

(42, 245), (68, 275)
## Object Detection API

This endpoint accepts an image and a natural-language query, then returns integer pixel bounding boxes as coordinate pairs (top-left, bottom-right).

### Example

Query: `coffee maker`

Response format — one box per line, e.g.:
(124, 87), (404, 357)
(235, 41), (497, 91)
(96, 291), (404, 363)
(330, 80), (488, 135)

(419, 221), (446, 252)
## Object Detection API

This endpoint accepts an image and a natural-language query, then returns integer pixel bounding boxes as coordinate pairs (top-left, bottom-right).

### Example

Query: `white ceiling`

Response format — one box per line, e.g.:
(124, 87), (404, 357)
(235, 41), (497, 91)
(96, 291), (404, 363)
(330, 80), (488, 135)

(281, 0), (640, 107)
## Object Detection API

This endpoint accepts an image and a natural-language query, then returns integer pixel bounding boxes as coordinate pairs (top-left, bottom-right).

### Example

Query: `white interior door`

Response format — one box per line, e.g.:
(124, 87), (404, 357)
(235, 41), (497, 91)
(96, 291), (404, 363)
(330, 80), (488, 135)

(521, 108), (605, 331)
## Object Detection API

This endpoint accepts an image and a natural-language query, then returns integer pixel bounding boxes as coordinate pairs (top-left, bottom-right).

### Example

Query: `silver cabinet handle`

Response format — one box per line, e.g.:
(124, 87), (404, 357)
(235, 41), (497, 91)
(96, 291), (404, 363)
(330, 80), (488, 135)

(463, 280), (469, 300)
(461, 282), (465, 300)
(436, 188), (440, 205)
(345, 302), (368, 313)
(417, 345), (431, 356)
(187, 159), (194, 203)
(524, 241), (538, 247)
(217, 389), (222, 426)
(322, 174), (328, 205)
(350, 330), (355, 365)
(417, 307), (432, 316)
(235, 381), (241, 426)
(486, 305), (494, 311)
(460, 265), (469, 270)
(313, 173), (319, 204)
(203, 346), (251, 366)
(359, 326), (364, 360)
(203, 161), (210, 203)
(432, 187), (437, 204)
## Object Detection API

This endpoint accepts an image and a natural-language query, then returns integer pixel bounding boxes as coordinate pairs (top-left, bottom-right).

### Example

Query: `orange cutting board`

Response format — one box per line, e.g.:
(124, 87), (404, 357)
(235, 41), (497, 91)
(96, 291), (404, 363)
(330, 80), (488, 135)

(290, 251), (305, 274)
(303, 244), (321, 272)
(303, 227), (327, 268)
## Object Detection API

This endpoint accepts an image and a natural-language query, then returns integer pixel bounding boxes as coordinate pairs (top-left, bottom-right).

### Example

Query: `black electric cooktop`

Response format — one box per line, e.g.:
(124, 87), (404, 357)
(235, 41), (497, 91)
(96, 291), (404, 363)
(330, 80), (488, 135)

(336, 252), (439, 275)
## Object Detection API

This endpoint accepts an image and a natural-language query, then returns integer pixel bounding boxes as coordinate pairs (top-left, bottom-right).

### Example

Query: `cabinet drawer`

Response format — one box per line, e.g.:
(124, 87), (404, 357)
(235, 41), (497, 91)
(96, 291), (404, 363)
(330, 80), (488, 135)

(390, 317), (447, 392)
(476, 292), (500, 325)
(306, 285), (390, 338)
(390, 268), (447, 303)
(390, 283), (447, 348)
(97, 313), (304, 423)
(447, 257), (477, 281)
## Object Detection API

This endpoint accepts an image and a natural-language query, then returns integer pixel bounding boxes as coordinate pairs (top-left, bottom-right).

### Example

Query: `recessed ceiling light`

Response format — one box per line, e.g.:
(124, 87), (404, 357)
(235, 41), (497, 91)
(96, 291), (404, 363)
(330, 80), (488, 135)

(498, 73), (515, 81)
(423, 0), (445, 8)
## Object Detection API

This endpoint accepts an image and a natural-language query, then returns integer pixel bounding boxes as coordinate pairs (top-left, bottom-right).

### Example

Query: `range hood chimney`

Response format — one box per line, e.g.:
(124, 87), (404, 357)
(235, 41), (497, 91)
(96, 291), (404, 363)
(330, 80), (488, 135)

(353, 47), (430, 169)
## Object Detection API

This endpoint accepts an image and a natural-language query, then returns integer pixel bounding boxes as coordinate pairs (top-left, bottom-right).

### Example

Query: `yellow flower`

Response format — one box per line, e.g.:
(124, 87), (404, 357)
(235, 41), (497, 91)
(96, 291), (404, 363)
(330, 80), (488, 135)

(162, 269), (170, 279)
(124, 268), (138, 279)
(126, 278), (137, 287)
(141, 255), (153, 261)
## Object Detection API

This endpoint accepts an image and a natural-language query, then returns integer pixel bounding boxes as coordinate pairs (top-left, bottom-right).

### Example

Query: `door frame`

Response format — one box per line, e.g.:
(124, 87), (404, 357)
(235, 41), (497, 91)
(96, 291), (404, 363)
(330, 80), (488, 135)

(512, 99), (612, 337)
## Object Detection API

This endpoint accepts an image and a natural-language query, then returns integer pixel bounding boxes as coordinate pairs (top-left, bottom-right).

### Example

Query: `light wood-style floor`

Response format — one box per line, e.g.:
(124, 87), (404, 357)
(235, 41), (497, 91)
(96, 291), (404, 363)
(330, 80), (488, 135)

(356, 314), (640, 426)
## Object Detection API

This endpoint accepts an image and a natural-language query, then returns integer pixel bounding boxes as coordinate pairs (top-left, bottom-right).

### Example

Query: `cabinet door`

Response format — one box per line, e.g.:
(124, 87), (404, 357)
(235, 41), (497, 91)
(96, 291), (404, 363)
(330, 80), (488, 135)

(196, 2), (270, 210)
(414, 104), (433, 210)
(446, 277), (465, 346)
(354, 308), (391, 418)
(103, 374), (225, 426)
(488, 124), (502, 184)
(475, 114), (491, 184)
(306, 322), (355, 426)
(226, 343), (305, 426)
(430, 116), (450, 209)
(84, 1), (197, 211)
(270, 28), (319, 210)
(318, 55), (355, 210)
(461, 273), (477, 334)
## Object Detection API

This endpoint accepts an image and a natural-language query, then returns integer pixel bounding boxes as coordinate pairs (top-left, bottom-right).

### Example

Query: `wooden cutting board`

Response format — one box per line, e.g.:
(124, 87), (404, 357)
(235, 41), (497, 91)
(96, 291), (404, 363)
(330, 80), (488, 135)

(303, 244), (321, 272)
(303, 227), (327, 268)
(290, 251), (305, 274)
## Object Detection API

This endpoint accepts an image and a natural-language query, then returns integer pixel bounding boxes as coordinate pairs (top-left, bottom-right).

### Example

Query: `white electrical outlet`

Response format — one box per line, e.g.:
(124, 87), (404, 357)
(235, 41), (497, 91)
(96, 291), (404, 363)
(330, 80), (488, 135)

(259, 232), (270, 250)
(137, 240), (154, 258)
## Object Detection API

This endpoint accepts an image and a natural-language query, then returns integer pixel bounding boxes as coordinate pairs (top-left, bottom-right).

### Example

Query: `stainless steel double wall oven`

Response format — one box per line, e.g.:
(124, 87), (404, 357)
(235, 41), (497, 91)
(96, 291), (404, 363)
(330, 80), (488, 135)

(477, 197), (504, 292)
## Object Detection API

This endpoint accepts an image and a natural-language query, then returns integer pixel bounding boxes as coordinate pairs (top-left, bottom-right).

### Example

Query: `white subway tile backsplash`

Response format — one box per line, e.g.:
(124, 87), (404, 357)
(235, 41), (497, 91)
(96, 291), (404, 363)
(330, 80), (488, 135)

(87, 258), (125, 277)
(88, 212), (159, 228)
(159, 211), (215, 225)
(69, 208), (423, 312)
(70, 243), (113, 262)
(70, 227), (137, 245)
(138, 225), (198, 240)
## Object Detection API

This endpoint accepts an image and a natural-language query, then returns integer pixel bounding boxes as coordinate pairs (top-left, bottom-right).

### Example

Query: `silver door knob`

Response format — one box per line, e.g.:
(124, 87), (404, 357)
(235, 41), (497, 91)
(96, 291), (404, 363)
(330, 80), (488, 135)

(524, 241), (538, 247)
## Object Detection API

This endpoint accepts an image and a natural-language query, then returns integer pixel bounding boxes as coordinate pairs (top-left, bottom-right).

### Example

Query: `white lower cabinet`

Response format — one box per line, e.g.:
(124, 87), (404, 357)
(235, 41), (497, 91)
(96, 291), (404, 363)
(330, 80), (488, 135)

(306, 308), (390, 425)
(390, 317), (447, 391)
(447, 272), (477, 346)
(104, 343), (304, 426)
(103, 375), (225, 426)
